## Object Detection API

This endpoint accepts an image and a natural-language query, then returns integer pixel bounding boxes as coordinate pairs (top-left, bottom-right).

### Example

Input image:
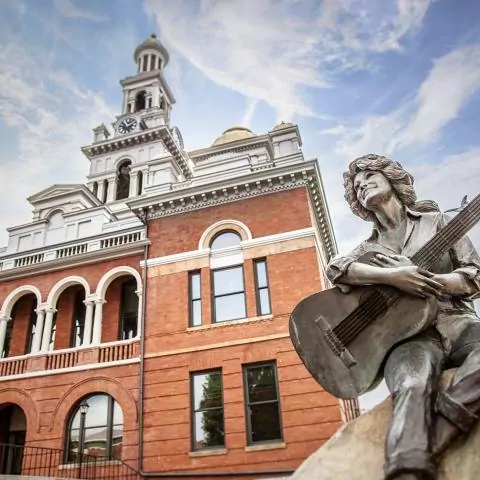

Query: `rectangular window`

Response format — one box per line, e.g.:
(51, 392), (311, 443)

(191, 370), (225, 451)
(253, 259), (271, 316)
(189, 271), (202, 327)
(212, 266), (246, 322)
(244, 362), (283, 445)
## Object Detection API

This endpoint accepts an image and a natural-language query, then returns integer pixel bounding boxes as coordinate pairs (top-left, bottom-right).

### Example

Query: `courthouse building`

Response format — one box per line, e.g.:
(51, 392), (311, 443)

(0, 35), (356, 479)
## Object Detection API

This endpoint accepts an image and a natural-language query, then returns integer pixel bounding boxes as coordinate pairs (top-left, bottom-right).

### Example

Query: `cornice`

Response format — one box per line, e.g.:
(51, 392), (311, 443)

(0, 241), (148, 281)
(128, 159), (337, 261)
(81, 126), (192, 180)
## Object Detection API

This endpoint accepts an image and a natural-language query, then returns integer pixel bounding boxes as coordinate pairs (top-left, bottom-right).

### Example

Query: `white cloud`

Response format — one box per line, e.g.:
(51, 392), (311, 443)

(398, 45), (480, 147)
(0, 41), (116, 245)
(53, 0), (108, 22)
(145, 0), (433, 122)
(324, 45), (480, 158)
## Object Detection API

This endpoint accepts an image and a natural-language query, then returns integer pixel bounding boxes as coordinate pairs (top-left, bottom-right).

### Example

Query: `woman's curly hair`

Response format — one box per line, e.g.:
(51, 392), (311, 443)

(344, 154), (439, 222)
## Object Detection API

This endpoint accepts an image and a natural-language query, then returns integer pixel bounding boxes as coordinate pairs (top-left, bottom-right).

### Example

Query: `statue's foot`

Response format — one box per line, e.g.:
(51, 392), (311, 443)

(387, 473), (433, 480)
(431, 414), (462, 457)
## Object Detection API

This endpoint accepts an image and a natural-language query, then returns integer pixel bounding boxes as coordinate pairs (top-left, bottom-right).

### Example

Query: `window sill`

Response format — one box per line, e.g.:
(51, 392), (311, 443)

(245, 441), (286, 452)
(58, 459), (122, 469)
(187, 314), (273, 331)
(189, 448), (227, 457)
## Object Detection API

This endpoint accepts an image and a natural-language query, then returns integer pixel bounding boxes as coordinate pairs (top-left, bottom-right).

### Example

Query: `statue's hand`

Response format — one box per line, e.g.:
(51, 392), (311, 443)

(387, 266), (444, 298)
(370, 253), (414, 268)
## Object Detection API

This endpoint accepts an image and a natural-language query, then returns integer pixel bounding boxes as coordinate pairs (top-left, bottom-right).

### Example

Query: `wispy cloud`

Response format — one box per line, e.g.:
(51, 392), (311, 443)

(321, 44), (480, 158)
(53, 0), (108, 23)
(0, 40), (115, 244)
(146, 0), (433, 122)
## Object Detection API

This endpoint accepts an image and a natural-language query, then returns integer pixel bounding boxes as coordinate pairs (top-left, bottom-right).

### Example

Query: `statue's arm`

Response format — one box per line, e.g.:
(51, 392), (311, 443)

(433, 213), (480, 299)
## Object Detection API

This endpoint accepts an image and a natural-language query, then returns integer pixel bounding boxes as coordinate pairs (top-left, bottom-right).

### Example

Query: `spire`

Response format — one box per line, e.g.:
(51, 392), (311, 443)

(134, 33), (169, 73)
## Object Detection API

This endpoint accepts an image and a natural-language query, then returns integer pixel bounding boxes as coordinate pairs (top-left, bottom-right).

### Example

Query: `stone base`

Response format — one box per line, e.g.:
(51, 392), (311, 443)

(290, 373), (480, 480)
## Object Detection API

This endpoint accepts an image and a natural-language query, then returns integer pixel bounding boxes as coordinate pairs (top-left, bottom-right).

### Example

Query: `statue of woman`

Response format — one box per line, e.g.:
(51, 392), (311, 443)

(327, 154), (480, 480)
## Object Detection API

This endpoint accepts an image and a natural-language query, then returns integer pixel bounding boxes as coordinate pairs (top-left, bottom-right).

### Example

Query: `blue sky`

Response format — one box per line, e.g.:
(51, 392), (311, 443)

(0, 0), (479, 408)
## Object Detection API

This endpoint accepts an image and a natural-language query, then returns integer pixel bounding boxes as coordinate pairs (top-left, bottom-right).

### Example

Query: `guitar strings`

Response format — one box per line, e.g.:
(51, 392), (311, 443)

(332, 197), (480, 346)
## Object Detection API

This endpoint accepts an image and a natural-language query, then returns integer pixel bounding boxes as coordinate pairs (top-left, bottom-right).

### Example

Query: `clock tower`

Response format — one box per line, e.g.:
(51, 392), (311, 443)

(82, 34), (191, 208)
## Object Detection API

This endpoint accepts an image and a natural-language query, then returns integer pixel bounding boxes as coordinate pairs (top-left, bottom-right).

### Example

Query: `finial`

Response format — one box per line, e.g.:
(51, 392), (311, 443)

(150, 33), (157, 39)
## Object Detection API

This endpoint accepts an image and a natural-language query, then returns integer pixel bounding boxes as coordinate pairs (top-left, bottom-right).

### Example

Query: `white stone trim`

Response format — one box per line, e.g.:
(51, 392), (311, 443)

(96, 266), (143, 299)
(0, 285), (43, 317)
(47, 276), (91, 307)
(0, 358), (140, 382)
(142, 228), (315, 268)
(198, 219), (252, 249)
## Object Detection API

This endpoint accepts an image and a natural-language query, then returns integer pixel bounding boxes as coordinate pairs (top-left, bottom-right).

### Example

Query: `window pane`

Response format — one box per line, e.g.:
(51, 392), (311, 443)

(190, 272), (201, 299)
(259, 289), (271, 315)
(255, 261), (268, 288)
(215, 293), (246, 322)
(191, 300), (202, 327)
(250, 402), (282, 443)
(193, 372), (223, 410)
(84, 394), (109, 428)
(210, 231), (241, 250)
(122, 281), (138, 314)
(113, 401), (124, 425)
(247, 366), (277, 402)
(194, 410), (225, 449)
(84, 426), (108, 457)
(213, 267), (244, 296)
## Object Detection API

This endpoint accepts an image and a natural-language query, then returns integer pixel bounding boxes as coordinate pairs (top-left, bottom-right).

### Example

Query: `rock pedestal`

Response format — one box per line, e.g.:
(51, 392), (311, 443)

(290, 375), (480, 480)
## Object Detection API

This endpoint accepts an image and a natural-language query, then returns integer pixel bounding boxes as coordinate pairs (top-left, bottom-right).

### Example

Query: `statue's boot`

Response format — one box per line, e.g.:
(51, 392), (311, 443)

(431, 390), (478, 457)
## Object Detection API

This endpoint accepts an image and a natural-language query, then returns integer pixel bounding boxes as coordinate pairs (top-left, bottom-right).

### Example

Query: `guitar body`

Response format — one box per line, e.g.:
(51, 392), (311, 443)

(289, 284), (437, 399)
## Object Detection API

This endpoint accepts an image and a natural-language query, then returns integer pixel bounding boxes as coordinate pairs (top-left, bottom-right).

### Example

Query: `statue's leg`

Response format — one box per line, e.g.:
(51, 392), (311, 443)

(383, 331), (444, 480)
(432, 321), (480, 456)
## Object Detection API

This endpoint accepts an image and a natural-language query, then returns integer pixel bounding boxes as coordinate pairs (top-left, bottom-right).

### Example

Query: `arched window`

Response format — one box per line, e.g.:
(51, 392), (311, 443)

(135, 91), (146, 112)
(66, 394), (124, 463)
(210, 231), (242, 250)
(102, 179), (108, 203)
(119, 279), (138, 340)
(92, 182), (98, 198)
(115, 161), (131, 201)
(137, 171), (143, 196)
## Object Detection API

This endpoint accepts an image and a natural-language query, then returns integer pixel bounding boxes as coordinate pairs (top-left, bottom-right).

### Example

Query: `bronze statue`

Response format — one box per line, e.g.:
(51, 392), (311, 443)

(289, 154), (480, 480)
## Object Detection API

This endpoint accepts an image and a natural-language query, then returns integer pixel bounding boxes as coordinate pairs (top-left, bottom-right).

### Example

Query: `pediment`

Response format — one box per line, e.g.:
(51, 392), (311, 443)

(27, 184), (85, 204)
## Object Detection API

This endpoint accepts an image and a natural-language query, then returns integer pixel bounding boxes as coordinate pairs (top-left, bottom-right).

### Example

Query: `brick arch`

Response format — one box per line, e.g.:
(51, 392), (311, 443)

(47, 276), (91, 308)
(96, 266), (142, 300)
(198, 219), (252, 250)
(0, 387), (40, 434)
(50, 376), (138, 434)
(1, 285), (42, 318)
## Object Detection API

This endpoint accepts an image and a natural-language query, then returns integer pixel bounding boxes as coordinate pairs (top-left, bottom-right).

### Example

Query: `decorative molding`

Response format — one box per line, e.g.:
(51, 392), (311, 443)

(198, 219), (252, 249)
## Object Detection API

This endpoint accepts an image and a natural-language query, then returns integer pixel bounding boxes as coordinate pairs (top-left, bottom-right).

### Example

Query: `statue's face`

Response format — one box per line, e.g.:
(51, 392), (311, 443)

(354, 170), (393, 210)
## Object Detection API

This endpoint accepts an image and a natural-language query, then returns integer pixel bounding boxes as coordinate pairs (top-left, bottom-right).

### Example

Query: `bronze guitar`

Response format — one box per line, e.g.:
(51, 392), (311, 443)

(289, 193), (480, 400)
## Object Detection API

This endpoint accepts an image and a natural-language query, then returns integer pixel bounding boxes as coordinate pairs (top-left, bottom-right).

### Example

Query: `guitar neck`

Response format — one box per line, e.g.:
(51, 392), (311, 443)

(411, 194), (480, 270)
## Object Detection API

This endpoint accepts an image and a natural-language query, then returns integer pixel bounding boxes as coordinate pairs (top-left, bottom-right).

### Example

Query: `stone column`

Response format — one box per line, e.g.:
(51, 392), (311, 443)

(0, 314), (10, 357)
(82, 300), (95, 346)
(107, 178), (116, 203)
(41, 308), (56, 352)
(31, 308), (46, 353)
(129, 171), (139, 198)
(92, 299), (106, 345)
(135, 289), (143, 338)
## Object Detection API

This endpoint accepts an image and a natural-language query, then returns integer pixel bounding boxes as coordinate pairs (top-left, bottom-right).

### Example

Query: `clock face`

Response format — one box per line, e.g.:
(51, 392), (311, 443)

(117, 117), (137, 134)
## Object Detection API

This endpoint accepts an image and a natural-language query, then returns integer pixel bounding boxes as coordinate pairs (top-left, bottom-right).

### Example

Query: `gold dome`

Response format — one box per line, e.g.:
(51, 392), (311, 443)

(272, 121), (294, 131)
(212, 126), (256, 146)
(134, 33), (169, 66)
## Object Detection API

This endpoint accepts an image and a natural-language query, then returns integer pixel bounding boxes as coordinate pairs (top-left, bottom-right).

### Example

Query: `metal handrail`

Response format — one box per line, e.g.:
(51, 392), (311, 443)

(0, 442), (138, 479)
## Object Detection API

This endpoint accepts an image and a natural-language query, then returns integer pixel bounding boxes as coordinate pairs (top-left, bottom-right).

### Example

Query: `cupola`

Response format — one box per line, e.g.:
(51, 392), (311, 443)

(212, 126), (256, 146)
(134, 33), (170, 73)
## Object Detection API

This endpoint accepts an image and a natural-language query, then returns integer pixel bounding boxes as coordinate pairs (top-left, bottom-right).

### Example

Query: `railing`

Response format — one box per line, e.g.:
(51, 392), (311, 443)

(0, 339), (140, 379)
(0, 443), (138, 479)
(14, 253), (45, 268)
(56, 243), (88, 259)
(100, 231), (143, 249)
(0, 356), (28, 377)
(0, 229), (146, 272)
(46, 350), (80, 371)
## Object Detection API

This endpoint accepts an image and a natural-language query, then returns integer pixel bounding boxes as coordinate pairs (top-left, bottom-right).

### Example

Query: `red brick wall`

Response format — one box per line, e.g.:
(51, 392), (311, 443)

(148, 187), (312, 258)
(9, 294), (36, 357)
